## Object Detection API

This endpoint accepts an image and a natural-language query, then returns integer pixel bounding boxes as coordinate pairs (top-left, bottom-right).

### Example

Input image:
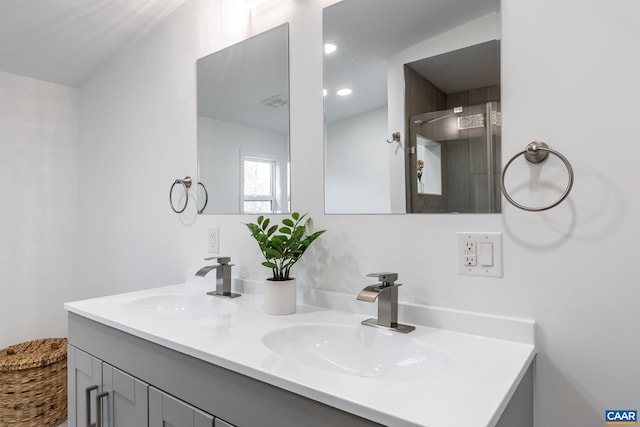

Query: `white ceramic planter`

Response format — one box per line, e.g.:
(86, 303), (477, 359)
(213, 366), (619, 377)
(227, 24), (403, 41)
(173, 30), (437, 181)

(263, 278), (296, 315)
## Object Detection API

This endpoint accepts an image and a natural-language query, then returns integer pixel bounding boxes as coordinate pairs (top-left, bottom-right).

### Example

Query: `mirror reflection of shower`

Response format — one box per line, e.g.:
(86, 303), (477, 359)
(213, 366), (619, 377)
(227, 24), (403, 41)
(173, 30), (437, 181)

(404, 39), (501, 214)
(414, 106), (464, 126)
(410, 101), (501, 213)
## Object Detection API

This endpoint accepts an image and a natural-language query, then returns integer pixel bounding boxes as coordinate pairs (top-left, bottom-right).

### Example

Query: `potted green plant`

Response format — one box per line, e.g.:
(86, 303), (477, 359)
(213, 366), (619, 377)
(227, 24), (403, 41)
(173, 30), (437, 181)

(245, 212), (326, 314)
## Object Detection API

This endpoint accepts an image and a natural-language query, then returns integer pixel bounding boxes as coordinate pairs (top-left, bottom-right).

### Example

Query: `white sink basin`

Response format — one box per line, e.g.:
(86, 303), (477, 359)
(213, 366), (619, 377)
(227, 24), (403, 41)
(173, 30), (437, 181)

(123, 293), (237, 320)
(262, 323), (450, 380)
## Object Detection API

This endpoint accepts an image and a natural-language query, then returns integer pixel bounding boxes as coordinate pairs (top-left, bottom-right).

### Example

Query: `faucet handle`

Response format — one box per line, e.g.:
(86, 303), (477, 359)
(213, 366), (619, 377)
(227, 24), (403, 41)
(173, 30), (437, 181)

(366, 272), (398, 286)
(203, 256), (231, 265)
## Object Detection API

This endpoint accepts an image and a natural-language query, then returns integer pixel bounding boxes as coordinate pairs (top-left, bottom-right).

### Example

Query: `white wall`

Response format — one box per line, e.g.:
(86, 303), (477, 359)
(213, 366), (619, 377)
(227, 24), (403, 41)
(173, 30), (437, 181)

(198, 116), (288, 213)
(75, 0), (640, 426)
(325, 106), (389, 213)
(0, 71), (78, 348)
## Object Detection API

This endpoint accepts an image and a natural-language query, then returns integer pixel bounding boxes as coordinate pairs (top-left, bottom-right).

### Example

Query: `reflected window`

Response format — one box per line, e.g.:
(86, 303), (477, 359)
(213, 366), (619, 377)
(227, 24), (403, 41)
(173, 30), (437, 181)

(242, 157), (276, 213)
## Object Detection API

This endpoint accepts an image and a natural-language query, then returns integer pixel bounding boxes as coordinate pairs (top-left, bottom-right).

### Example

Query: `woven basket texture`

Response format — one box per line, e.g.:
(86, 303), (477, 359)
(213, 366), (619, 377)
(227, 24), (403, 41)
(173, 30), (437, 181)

(0, 338), (68, 427)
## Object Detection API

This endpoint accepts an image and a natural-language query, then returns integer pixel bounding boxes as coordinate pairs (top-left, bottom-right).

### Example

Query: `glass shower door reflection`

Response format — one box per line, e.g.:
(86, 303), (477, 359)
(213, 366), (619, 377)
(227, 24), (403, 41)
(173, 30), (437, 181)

(408, 101), (501, 213)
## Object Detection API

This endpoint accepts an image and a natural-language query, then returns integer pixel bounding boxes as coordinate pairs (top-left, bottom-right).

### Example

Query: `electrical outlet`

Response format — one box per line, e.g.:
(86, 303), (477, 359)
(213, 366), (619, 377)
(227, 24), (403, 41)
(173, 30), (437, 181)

(457, 232), (503, 277)
(208, 227), (220, 254)
(464, 241), (476, 254)
(463, 240), (477, 266)
(464, 255), (477, 266)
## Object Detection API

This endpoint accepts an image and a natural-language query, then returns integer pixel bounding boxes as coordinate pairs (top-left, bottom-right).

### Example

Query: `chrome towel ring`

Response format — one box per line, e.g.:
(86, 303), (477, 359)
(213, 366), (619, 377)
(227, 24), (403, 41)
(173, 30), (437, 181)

(169, 176), (192, 213)
(501, 141), (574, 212)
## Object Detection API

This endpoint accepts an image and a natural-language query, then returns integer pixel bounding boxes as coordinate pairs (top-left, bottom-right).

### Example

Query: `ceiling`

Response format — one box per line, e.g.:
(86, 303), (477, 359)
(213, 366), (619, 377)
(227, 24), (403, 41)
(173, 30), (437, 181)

(407, 40), (500, 95)
(0, 0), (185, 87)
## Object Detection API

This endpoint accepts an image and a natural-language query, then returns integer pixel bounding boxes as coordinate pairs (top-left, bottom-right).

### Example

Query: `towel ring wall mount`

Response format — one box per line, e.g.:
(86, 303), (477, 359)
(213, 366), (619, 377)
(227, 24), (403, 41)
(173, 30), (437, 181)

(387, 132), (401, 144)
(169, 176), (192, 214)
(501, 141), (574, 212)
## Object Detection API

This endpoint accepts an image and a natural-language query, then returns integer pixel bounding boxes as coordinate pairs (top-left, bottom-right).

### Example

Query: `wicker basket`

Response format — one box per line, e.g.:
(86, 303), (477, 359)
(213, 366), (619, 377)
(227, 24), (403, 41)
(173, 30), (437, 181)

(0, 338), (68, 427)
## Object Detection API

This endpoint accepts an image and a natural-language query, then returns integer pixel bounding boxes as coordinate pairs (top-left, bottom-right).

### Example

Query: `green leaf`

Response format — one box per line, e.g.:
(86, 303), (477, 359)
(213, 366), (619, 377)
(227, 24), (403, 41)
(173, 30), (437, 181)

(291, 212), (300, 220)
(265, 248), (283, 259)
(272, 236), (286, 250)
(282, 218), (294, 227)
(306, 230), (325, 243)
(272, 235), (287, 243)
(270, 241), (284, 252)
(262, 261), (277, 269)
(291, 226), (305, 240)
(261, 218), (271, 231)
(257, 216), (264, 225)
(245, 223), (260, 235)
(267, 225), (278, 236)
(279, 227), (292, 235)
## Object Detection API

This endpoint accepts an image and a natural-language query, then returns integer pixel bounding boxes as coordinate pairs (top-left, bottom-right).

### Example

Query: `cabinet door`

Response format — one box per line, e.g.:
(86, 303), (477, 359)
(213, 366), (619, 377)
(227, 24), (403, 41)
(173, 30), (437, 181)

(102, 363), (149, 427)
(68, 345), (102, 427)
(149, 387), (214, 427)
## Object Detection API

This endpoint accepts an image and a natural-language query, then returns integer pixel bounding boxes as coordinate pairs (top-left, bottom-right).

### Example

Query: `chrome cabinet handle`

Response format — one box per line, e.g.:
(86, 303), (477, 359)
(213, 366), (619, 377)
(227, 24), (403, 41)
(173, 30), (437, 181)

(96, 391), (109, 427)
(85, 385), (98, 427)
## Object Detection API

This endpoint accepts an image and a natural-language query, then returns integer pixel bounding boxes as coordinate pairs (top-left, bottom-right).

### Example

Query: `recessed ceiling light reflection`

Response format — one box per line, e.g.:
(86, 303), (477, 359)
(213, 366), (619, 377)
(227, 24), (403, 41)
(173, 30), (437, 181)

(324, 43), (338, 54)
(336, 88), (352, 96)
(323, 89), (328, 97)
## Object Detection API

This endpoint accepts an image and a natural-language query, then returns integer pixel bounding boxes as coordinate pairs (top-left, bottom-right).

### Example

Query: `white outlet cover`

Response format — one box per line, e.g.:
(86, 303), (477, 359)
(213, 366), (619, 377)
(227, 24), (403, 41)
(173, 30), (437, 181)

(457, 232), (503, 278)
(208, 227), (220, 254)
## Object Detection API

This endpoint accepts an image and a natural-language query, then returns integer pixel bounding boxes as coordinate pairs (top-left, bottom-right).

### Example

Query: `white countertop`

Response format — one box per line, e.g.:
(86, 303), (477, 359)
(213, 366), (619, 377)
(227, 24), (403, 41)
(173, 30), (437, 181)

(64, 280), (535, 427)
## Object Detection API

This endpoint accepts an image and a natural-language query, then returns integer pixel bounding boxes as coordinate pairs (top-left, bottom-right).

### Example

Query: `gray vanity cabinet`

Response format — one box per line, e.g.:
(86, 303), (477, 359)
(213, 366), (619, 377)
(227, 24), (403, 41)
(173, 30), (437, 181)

(67, 313), (384, 427)
(149, 387), (214, 427)
(68, 344), (226, 427)
(68, 345), (149, 427)
(68, 346), (102, 427)
(102, 363), (149, 426)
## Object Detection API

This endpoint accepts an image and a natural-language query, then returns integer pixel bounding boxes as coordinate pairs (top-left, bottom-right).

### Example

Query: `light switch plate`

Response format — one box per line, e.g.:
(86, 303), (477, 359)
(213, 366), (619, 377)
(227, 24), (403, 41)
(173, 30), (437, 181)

(457, 232), (503, 277)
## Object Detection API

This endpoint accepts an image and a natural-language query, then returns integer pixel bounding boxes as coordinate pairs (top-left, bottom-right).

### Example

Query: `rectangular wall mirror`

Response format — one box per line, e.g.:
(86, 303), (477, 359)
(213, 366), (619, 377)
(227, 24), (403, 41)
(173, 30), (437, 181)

(197, 24), (290, 214)
(323, 0), (501, 214)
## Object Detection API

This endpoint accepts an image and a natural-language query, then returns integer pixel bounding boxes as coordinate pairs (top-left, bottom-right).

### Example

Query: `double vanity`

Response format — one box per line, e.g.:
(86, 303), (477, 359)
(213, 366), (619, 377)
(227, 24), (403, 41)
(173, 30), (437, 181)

(65, 276), (535, 427)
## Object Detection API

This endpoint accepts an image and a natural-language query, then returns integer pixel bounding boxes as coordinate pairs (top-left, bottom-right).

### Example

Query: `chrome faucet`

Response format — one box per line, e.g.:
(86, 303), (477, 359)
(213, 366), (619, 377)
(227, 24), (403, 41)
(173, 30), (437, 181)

(357, 273), (415, 333)
(195, 256), (241, 298)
